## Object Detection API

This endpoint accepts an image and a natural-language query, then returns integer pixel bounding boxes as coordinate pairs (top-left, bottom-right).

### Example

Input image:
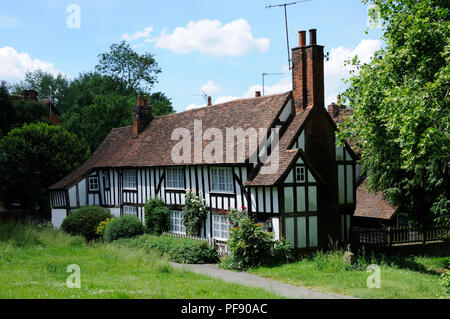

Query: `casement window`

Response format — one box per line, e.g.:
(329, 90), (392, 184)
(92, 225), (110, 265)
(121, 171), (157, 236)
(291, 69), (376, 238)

(88, 176), (99, 191)
(336, 145), (354, 205)
(212, 214), (230, 240)
(295, 166), (305, 183)
(166, 167), (185, 189)
(210, 167), (234, 193)
(123, 205), (137, 216)
(123, 169), (136, 189)
(169, 211), (186, 234)
(103, 171), (110, 188)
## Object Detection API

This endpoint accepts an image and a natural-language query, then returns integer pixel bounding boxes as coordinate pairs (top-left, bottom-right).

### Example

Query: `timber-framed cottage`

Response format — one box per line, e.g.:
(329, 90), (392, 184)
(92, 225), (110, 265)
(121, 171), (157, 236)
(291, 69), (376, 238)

(50, 29), (358, 249)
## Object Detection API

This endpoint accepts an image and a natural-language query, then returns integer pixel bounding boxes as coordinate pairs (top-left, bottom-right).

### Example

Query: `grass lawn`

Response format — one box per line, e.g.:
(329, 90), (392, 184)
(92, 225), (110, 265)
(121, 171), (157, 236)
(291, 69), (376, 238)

(0, 223), (281, 299)
(249, 250), (449, 299)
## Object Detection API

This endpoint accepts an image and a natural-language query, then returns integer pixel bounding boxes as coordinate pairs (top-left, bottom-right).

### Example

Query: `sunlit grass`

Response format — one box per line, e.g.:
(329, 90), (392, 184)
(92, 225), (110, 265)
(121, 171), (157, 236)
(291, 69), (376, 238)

(249, 250), (448, 299)
(0, 222), (281, 299)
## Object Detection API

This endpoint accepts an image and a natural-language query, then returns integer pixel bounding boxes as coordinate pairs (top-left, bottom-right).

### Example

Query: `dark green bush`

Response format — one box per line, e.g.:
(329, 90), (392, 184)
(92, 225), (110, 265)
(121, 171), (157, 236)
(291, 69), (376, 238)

(104, 215), (145, 242)
(61, 206), (112, 240)
(114, 234), (219, 264)
(144, 198), (169, 234)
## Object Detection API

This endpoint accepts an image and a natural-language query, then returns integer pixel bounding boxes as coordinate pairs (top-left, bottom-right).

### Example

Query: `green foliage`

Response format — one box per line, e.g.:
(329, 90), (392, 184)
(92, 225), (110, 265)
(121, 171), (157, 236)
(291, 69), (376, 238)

(11, 70), (71, 113)
(96, 218), (115, 237)
(0, 82), (16, 136)
(221, 207), (248, 226)
(441, 272), (450, 298)
(0, 80), (49, 136)
(96, 41), (161, 93)
(115, 234), (219, 264)
(182, 189), (207, 236)
(104, 215), (145, 243)
(225, 216), (275, 271)
(0, 123), (89, 215)
(61, 206), (112, 240)
(61, 94), (136, 152)
(144, 198), (169, 234)
(341, 0), (450, 226)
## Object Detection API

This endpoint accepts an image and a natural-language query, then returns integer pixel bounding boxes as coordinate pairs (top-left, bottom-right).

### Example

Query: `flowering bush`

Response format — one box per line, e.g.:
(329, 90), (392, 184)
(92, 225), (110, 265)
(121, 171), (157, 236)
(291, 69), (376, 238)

(96, 218), (114, 236)
(182, 189), (207, 236)
(219, 206), (293, 270)
(220, 206), (248, 227)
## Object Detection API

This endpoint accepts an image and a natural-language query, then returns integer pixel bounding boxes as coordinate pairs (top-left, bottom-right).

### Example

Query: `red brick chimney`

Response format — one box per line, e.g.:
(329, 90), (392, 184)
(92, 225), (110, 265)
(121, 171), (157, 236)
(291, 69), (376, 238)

(292, 29), (324, 111)
(207, 96), (212, 106)
(132, 95), (153, 135)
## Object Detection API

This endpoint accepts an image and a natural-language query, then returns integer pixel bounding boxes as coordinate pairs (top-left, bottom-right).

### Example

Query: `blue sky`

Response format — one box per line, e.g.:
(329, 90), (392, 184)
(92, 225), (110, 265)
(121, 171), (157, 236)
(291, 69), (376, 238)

(0, 0), (383, 112)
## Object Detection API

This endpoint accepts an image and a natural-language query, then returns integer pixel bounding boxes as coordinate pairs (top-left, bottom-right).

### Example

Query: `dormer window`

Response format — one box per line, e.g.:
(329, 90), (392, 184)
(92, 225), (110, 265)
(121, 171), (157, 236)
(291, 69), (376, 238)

(295, 166), (305, 183)
(88, 176), (99, 191)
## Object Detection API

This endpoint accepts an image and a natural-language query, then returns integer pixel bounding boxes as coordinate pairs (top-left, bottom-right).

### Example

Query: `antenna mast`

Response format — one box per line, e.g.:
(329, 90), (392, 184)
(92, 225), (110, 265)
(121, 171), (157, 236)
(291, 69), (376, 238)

(262, 72), (284, 96)
(266, 0), (312, 70)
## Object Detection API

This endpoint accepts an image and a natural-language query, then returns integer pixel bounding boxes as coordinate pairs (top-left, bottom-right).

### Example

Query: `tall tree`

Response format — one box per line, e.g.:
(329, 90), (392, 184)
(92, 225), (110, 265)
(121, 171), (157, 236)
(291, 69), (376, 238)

(342, 0), (449, 226)
(0, 123), (90, 217)
(12, 70), (71, 113)
(96, 41), (161, 93)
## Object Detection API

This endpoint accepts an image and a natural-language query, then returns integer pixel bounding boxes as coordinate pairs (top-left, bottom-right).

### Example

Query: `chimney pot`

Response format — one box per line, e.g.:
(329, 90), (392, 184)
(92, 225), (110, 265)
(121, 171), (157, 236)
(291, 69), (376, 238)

(309, 29), (317, 45)
(298, 31), (306, 47)
(255, 91), (261, 97)
(207, 96), (212, 106)
(137, 95), (144, 106)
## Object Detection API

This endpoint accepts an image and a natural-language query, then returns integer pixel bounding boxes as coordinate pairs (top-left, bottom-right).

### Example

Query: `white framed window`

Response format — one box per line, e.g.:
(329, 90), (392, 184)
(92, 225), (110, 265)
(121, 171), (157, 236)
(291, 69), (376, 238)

(170, 211), (186, 234)
(88, 176), (99, 191)
(123, 169), (136, 189)
(166, 167), (185, 189)
(210, 167), (234, 193)
(212, 214), (231, 240)
(103, 171), (110, 188)
(295, 166), (305, 183)
(123, 205), (137, 216)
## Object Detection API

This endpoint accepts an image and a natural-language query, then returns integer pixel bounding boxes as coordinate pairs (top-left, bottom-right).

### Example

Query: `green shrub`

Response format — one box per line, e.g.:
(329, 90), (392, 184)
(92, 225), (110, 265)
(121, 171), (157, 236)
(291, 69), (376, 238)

(144, 198), (169, 234)
(441, 272), (450, 298)
(222, 216), (294, 270)
(114, 234), (218, 264)
(61, 206), (112, 240)
(104, 215), (145, 242)
(226, 217), (273, 270)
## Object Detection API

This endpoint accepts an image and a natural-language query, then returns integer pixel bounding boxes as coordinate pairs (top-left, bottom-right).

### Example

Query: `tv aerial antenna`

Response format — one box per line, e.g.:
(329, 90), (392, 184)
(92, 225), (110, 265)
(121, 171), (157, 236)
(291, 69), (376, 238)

(190, 90), (208, 104)
(262, 72), (284, 96)
(266, 0), (312, 70)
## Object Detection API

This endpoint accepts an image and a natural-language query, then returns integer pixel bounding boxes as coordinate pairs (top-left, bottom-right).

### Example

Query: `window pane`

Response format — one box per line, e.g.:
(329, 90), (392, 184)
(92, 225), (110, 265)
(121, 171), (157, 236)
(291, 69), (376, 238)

(284, 187), (294, 213)
(308, 186), (317, 211)
(336, 145), (344, 161)
(296, 186), (306, 212)
(309, 216), (318, 247)
(211, 168), (233, 192)
(346, 164), (353, 204)
(338, 165), (345, 204)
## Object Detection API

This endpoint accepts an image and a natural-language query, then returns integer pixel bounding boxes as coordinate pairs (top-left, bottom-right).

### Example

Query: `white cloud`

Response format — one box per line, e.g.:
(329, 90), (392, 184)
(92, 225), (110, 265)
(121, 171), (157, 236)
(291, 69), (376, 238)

(324, 39), (382, 105)
(185, 102), (205, 111)
(201, 80), (221, 95)
(214, 96), (240, 104)
(0, 46), (62, 82)
(122, 27), (154, 41)
(147, 19), (270, 57)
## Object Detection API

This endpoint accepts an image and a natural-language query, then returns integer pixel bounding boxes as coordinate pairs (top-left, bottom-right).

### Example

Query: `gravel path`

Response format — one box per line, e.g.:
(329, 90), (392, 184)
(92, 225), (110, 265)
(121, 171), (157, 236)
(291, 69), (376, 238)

(171, 263), (354, 299)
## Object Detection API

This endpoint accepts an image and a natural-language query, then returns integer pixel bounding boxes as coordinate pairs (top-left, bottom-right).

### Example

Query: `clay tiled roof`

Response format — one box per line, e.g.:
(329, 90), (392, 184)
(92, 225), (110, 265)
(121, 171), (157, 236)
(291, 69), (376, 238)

(244, 107), (325, 186)
(354, 179), (397, 219)
(50, 92), (291, 189)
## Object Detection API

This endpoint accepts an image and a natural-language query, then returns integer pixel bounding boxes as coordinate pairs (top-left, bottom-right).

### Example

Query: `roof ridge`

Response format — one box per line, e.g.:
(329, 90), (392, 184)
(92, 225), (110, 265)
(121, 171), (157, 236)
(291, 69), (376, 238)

(154, 91), (291, 118)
